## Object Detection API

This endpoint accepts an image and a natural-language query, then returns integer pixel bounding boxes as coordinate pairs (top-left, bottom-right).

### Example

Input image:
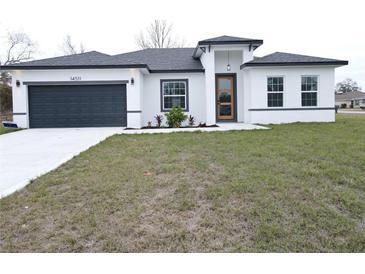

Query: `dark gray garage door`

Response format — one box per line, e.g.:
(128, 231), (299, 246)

(28, 84), (127, 128)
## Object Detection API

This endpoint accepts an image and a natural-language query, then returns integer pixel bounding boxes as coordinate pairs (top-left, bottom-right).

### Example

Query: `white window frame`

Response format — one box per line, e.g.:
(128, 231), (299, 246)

(267, 75), (284, 108)
(160, 79), (189, 112)
(301, 75), (319, 107)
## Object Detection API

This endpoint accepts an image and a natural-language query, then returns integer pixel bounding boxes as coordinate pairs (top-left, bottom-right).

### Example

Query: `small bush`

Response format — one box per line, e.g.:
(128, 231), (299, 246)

(165, 107), (187, 128)
(341, 103), (347, 109)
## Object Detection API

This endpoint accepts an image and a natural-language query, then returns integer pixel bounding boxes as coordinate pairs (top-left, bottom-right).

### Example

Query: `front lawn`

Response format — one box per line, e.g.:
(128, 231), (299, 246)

(0, 126), (20, 135)
(0, 115), (364, 252)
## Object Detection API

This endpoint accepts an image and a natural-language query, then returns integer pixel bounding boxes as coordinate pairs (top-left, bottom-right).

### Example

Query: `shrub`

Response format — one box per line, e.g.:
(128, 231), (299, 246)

(154, 114), (164, 127)
(341, 103), (347, 109)
(0, 84), (12, 112)
(165, 107), (187, 128)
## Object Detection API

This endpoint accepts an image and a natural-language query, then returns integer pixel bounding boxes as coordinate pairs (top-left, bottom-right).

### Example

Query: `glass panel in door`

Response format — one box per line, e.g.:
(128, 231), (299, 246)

(216, 76), (234, 120)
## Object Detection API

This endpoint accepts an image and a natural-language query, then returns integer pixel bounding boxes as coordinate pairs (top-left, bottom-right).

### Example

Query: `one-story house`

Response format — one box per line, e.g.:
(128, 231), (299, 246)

(0, 35), (348, 128)
(335, 91), (365, 109)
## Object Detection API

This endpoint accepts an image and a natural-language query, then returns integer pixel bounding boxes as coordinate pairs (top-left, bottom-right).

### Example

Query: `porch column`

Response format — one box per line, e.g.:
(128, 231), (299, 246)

(204, 50), (216, 125)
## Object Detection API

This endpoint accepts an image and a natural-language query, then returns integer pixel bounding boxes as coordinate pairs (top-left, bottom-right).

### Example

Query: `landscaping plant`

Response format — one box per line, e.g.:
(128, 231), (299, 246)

(165, 106), (187, 128)
(154, 114), (164, 127)
(188, 115), (195, 127)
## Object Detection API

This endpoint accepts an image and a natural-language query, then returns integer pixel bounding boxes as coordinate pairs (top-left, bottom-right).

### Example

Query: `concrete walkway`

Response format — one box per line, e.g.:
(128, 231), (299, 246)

(0, 123), (267, 198)
(338, 110), (365, 114)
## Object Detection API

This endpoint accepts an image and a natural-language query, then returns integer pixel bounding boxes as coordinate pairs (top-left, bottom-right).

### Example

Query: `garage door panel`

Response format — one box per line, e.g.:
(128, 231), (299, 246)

(28, 84), (127, 128)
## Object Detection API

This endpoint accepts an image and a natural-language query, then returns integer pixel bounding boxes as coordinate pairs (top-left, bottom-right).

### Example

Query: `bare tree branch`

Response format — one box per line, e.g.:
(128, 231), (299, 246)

(335, 78), (362, 93)
(136, 20), (187, 49)
(0, 31), (37, 85)
(61, 34), (86, 55)
(0, 31), (37, 114)
(1, 32), (37, 65)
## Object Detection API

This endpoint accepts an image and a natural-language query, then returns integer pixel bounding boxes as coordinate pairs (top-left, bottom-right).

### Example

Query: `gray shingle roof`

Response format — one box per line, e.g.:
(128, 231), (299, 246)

(1, 48), (348, 72)
(335, 91), (365, 101)
(0, 48), (203, 72)
(198, 35), (263, 45)
(241, 52), (348, 68)
(112, 48), (204, 72)
(2, 51), (115, 67)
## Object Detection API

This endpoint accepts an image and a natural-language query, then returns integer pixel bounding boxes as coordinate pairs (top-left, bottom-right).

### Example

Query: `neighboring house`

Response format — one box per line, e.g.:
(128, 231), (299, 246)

(0, 35), (348, 128)
(335, 91), (365, 109)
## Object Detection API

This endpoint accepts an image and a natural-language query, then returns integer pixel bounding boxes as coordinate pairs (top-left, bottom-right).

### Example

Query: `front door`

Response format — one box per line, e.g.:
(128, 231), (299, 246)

(216, 75), (235, 121)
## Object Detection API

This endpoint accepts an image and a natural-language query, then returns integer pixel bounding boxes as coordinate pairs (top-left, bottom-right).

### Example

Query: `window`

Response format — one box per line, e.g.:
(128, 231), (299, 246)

(267, 77), (283, 107)
(301, 76), (318, 106)
(161, 79), (188, 111)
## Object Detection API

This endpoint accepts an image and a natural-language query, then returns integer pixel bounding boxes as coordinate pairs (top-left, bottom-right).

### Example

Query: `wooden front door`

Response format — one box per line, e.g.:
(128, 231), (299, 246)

(216, 75), (235, 121)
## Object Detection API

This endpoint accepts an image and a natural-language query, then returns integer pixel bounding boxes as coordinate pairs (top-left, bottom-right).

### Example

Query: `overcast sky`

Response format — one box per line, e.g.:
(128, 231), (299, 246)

(0, 0), (363, 87)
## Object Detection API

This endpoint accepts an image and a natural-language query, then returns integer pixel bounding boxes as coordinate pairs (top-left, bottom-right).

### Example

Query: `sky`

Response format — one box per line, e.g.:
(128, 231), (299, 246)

(0, 0), (363, 87)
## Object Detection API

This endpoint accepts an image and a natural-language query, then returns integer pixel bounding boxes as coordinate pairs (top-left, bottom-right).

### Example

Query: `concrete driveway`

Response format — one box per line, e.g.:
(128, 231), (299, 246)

(0, 128), (125, 198)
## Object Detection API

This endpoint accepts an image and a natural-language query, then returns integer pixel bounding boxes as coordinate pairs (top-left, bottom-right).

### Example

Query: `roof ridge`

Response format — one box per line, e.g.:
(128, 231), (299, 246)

(112, 47), (196, 57)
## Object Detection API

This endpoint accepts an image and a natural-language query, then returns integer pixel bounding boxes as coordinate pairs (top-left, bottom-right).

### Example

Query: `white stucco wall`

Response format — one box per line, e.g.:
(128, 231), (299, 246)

(244, 66), (336, 123)
(9, 58), (338, 128)
(10, 68), (143, 128)
(142, 73), (206, 127)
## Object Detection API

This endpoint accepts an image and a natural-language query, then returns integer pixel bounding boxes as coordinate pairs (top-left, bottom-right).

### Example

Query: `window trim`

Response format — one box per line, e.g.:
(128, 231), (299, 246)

(160, 79), (189, 112)
(301, 75), (319, 107)
(267, 75), (284, 108)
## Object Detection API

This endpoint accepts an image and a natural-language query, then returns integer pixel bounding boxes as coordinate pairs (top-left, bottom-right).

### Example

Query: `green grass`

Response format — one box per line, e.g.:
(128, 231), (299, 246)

(0, 126), (20, 135)
(1, 114), (365, 252)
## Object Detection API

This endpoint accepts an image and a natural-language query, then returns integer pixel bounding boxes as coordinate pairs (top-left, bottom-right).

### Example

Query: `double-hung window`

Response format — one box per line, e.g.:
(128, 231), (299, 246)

(161, 79), (188, 111)
(267, 76), (284, 107)
(301, 76), (318, 106)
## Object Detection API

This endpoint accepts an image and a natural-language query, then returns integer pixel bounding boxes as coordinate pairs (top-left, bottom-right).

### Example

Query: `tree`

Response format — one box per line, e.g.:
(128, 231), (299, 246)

(0, 31), (37, 114)
(335, 78), (362, 93)
(0, 84), (12, 113)
(136, 20), (186, 49)
(61, 35), (86, 55)
(0, 31), (37, 85)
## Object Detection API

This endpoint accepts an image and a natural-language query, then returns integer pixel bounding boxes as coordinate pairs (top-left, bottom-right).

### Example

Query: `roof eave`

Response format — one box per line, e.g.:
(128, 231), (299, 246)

(240, 61), (349, 69)
(197, 39), (263, 46)
(0, 64), (150, 70)
(150, 69), (205, 73)
(192, 40), (263, 58)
